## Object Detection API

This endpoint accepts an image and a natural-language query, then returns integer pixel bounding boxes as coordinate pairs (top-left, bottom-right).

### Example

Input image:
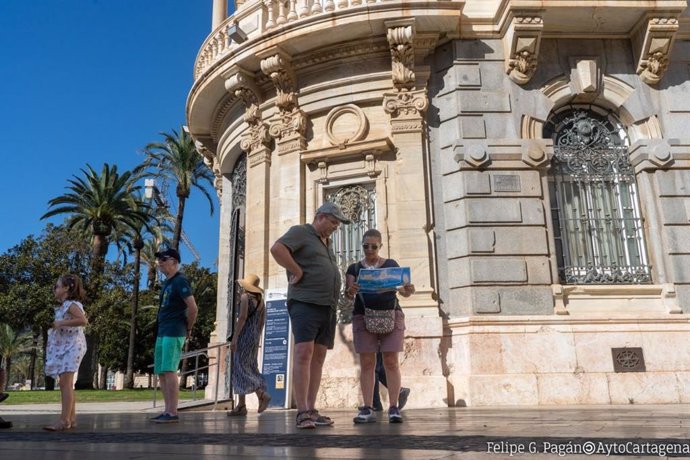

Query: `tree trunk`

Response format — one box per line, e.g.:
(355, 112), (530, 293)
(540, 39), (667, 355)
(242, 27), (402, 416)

(124, 246), (143, 389)
(172, 196), (187, 251)
(147, 262), (157, 290)
(174, 195), (190, 390)
(1, 357), (12, 390)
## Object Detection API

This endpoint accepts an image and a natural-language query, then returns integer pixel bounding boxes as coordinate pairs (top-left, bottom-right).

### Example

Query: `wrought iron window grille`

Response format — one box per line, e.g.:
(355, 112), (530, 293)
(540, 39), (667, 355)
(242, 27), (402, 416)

(545, 109), (651, 285)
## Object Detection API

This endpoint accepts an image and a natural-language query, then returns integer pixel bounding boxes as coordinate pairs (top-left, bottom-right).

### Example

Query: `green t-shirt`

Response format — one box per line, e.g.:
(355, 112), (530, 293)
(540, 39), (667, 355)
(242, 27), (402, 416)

(157, 272), (193, 337)
(277, 223), (341, 307)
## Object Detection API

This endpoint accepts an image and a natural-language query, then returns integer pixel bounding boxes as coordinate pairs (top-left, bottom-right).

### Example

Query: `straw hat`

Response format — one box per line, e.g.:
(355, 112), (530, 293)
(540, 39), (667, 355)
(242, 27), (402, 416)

(237, 273), (263, 294)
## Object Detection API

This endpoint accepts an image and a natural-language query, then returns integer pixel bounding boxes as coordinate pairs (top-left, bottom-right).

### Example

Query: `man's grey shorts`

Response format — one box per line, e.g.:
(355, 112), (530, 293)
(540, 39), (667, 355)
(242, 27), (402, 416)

(288, 300), (336, 349)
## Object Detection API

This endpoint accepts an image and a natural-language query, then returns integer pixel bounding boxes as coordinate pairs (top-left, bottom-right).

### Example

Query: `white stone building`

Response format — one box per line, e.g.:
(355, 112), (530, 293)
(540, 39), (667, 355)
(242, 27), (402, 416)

(187, 0), (690, 407)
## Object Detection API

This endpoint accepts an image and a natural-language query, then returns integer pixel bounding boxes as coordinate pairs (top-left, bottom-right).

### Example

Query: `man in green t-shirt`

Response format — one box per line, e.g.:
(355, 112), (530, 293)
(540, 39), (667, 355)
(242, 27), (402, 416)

(150, 248), (198, 424)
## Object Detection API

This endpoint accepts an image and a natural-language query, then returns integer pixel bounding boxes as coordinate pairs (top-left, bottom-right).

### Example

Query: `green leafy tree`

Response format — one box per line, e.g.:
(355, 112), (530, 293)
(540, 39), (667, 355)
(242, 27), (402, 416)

(0, 224), (90, 389)
(143, 127), (215, 251)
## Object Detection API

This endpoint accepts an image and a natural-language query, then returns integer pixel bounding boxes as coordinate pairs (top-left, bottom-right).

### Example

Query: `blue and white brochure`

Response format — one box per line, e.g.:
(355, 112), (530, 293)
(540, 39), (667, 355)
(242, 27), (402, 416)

(357, 267), (411, 293)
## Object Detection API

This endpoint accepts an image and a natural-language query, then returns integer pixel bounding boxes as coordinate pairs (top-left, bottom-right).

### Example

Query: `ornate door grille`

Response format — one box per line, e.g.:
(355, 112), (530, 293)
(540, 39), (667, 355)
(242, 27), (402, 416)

(324, 183), (376, 322)
(225, 154), (246, 399)
(545, 109), (651, 285)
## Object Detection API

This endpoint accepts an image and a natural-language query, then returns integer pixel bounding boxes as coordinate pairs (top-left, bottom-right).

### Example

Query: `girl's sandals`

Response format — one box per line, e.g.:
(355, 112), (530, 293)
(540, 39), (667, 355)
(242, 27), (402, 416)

(226, 404), (247, 417)
(296, 411), (316, 429)
(257, 390), (272, 413)
(43, 422), (71, 432)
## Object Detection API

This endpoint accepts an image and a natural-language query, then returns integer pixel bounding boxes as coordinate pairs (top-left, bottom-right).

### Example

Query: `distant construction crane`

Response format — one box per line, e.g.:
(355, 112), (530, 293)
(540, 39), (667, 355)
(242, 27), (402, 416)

(144, 178), (201, 263)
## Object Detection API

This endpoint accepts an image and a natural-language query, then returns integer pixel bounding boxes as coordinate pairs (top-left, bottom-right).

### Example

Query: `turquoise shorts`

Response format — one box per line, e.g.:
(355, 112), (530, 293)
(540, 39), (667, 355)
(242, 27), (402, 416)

(154, 336), (186, 374)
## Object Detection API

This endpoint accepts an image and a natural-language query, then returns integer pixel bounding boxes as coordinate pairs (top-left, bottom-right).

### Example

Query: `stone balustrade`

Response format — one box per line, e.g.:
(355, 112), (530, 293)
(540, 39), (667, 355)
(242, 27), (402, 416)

(194, 0), (457, 80)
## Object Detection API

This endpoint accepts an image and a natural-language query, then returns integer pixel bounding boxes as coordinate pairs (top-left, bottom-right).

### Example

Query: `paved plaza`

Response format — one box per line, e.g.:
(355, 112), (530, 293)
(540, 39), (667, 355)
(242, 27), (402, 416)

(2, 402), (690, 458)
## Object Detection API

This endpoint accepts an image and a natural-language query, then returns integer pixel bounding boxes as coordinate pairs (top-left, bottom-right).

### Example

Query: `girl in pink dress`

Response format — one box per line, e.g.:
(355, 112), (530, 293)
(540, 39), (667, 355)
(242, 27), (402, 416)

(43, 274), (88, 431)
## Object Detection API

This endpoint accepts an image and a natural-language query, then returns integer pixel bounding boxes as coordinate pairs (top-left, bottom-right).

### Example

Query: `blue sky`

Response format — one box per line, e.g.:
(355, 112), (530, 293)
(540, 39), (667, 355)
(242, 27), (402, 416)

(0, 1), (223, 269)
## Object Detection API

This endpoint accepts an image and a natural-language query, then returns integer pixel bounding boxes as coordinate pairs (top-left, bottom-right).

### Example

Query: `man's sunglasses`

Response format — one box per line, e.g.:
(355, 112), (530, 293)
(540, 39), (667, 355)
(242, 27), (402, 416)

(362, 244), (380, 250)
(157, 256), (174, 262)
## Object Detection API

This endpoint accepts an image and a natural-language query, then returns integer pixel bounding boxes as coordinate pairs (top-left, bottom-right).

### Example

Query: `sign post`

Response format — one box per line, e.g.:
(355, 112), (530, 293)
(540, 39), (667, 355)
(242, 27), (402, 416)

(260, 289), (291, 409)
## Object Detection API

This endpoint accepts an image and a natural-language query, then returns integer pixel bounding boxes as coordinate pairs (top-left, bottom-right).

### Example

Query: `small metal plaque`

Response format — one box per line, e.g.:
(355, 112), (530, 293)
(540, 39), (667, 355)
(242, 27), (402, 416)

(493, 175), (521, 192)
(611, 347), (646, 373)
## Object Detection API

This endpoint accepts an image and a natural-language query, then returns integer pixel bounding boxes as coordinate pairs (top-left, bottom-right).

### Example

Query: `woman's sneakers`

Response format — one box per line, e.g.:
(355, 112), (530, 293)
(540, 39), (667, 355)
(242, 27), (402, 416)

(388, 406), (403, 423)
(353, 406), (377, 424)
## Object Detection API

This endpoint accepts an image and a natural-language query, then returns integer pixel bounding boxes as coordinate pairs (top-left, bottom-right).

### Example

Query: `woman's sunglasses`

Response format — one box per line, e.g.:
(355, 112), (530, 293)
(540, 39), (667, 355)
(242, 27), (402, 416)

(362, 244), (380, 250)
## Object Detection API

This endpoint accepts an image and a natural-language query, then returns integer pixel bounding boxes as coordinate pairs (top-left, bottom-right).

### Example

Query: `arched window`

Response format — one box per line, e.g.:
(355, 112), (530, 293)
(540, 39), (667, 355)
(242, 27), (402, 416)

(544, 107), (651, 284)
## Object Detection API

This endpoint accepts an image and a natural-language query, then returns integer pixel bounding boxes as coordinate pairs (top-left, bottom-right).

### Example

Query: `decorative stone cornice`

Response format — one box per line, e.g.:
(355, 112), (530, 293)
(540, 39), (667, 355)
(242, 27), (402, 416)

(383, 89), (428, 133)
(503, 15), (543, 85)
(225, 69), (272, 167)
(385, 19), (416, 91)
(634, 17), (680, 85)
(259, 49), (307, 154)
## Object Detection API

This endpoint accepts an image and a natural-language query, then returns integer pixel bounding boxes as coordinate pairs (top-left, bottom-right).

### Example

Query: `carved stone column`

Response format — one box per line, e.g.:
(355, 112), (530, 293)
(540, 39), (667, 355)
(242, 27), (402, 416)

(225, 69), (271, 285)
(212, 0), (228, 31)
(383, 19), (437, 315)
(259, 49), (307, 289)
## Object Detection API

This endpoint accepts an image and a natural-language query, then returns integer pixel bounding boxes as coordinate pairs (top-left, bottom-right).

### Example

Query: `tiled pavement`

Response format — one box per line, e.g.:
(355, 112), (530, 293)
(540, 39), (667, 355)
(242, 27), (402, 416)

(2, 402), (690, 459)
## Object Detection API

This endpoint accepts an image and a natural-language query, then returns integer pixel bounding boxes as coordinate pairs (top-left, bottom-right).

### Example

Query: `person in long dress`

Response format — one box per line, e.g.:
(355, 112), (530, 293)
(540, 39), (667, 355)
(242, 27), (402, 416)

(43, 274), (88, 431)
(227, 274), (271, 416)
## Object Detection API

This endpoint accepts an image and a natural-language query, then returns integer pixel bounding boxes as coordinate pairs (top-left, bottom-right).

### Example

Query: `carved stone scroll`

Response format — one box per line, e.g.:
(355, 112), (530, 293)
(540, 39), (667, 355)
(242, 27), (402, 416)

(503, 15), (543, 85)
(634, 17), (679, 85)
(386, 19), (416, 90)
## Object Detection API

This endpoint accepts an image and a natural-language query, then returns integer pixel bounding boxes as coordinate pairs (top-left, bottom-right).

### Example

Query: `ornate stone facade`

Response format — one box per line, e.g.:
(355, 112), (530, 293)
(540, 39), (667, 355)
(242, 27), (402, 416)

(188, 0), (690, 408)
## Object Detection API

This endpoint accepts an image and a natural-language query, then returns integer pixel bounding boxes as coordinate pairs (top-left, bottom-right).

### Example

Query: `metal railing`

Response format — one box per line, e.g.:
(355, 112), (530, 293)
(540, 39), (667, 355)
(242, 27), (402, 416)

(150, 341), (231, 409)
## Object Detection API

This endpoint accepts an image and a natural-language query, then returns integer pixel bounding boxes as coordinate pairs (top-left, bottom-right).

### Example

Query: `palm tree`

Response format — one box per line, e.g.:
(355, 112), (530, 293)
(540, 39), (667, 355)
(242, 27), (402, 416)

(143, 126), (215, 251)
(0, 324), (34, 390)
(42, 164), (153, 284)
(41, 163), (153, 388)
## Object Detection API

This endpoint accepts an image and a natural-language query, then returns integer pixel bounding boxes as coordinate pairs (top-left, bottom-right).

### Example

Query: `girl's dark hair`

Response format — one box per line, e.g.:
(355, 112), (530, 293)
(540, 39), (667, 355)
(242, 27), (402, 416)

(362, 229), (382, 241)
(58, 274), (86, 302)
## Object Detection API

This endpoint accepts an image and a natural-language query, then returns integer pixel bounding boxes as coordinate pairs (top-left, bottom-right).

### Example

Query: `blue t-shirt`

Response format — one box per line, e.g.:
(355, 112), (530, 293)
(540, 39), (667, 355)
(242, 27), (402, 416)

(157, 272), (193, 337)
(346, 258), (400, 315)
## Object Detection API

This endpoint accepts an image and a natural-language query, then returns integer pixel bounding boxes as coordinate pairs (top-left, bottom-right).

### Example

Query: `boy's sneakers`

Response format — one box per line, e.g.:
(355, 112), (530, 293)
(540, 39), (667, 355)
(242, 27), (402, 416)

(153, 413), (179, 424)
(353, 406), (377, 424)
(388, 405), (403, 423)
(398, 387), (411, 410)
(149, 413), (166, 421)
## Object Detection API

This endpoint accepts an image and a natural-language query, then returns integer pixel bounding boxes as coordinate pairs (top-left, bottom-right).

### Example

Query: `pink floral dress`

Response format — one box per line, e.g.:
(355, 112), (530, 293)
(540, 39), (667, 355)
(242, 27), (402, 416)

(45, 300), (87, 378)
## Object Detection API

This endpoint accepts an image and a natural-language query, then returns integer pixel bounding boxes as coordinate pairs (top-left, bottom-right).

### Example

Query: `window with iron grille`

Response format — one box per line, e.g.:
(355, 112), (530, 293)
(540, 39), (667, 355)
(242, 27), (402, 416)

(544, 108), (651, 285)
(324, 183), (377, 322)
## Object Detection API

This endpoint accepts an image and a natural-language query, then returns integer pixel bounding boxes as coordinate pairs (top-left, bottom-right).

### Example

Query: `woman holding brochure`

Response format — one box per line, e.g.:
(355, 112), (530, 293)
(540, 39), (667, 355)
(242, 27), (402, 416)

(345, 229), (415, 424)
